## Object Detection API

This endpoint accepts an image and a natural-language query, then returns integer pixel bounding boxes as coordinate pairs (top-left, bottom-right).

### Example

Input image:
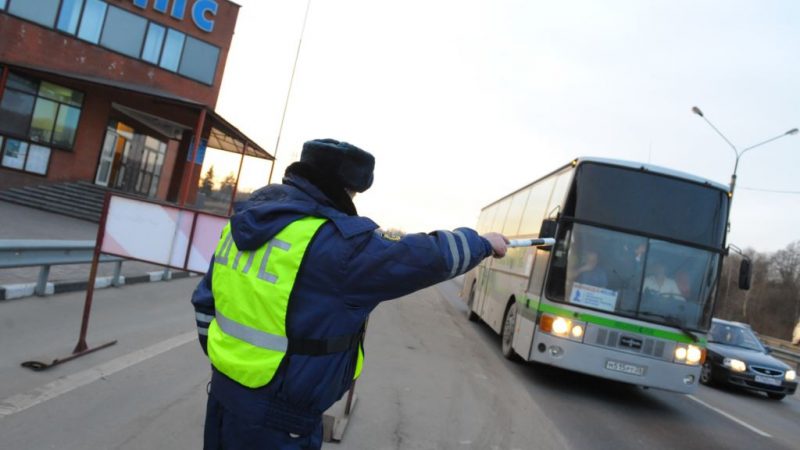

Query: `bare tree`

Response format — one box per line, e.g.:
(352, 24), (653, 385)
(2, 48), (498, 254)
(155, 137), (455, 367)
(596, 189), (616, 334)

(714, 241), (800, 340)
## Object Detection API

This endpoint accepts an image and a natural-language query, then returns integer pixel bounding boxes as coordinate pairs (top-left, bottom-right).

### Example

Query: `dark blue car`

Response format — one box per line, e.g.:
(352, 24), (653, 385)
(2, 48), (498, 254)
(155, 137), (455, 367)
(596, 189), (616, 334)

(701, 318), (798, 400)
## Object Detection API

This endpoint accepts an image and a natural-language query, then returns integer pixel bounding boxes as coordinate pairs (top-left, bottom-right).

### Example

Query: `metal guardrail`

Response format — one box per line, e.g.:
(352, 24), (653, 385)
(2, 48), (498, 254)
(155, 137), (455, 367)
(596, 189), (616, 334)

(770, 348), (800, 371)
(0, 239), (124, 296)
(760, 335), (800, 371)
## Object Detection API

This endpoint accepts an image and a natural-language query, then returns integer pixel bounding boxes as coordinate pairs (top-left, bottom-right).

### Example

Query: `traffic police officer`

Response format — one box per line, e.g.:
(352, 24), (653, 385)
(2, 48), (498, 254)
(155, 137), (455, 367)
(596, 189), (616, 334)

(192, 138), (508, 449)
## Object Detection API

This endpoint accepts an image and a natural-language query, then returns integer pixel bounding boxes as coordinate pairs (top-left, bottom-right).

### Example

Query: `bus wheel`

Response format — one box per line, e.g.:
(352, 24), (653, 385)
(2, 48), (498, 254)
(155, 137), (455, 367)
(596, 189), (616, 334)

(501, 302), (522, 362)
(467, 282), (480, 322)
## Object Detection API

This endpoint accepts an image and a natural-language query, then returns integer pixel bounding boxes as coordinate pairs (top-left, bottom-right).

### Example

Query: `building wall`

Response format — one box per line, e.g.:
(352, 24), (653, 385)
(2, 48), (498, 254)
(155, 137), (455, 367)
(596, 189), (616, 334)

(48, 91), (112, 183)
(0, 0), (239, 108)
(0, 1), (246, 203)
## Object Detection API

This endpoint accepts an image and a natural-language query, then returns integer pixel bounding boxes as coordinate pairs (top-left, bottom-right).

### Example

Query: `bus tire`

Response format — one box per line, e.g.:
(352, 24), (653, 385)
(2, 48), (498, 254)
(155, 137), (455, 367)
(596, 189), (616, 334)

(501, 302), (522, 362)
(467, 282), (480, 322)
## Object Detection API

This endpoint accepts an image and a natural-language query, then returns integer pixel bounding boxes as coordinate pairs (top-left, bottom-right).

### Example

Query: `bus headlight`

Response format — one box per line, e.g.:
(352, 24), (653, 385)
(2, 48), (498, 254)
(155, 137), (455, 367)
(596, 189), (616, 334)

(686, 345), (704, 365)
(538, 314), (586, 342)
(785, 370), (796, 382)
(674, 344), (704, 366)
(552, 317), (570, 335)
(723, 357), (747, 373)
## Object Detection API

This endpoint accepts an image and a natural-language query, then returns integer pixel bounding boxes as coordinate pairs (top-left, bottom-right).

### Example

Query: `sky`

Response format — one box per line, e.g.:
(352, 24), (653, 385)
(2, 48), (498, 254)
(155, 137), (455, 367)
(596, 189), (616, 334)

(214, 0), (800, 253)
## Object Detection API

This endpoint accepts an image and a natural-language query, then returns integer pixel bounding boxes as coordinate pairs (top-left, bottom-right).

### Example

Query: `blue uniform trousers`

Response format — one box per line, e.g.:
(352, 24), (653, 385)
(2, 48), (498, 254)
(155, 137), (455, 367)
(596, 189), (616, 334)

(203, 392), (323, 450)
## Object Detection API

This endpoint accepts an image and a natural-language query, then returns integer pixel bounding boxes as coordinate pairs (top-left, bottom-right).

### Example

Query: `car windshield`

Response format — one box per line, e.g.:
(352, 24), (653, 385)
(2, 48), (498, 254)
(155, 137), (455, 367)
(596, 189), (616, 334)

(709, 323), (764, 352)
(545, 223), (721, 331)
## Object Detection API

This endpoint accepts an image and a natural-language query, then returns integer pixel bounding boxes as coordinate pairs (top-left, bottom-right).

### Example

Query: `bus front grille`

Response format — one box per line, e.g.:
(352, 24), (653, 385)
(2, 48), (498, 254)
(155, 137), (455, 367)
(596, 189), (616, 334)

(594, 327), (666, 359)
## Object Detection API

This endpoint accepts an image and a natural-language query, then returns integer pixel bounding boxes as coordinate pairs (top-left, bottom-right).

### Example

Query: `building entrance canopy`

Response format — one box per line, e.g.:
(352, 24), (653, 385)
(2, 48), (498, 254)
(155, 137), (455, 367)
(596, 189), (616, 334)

(4, 62), (273, 214)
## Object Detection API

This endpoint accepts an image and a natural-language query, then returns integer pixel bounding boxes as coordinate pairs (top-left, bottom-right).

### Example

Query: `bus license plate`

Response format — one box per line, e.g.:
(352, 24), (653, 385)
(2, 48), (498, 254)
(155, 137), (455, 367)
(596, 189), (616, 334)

(605, 359), (646, 376)
(754, 375), (782, 386)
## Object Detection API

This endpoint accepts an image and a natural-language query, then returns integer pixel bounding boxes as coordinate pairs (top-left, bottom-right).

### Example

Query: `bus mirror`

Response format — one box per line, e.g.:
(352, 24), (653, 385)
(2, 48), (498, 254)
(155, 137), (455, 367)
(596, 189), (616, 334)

(738, 258), (752, 290)
(540, 219), (557, 239)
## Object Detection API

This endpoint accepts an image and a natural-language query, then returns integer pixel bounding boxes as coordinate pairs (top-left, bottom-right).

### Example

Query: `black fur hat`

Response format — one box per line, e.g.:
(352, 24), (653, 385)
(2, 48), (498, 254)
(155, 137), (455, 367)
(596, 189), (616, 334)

(300, 139), (375, 192)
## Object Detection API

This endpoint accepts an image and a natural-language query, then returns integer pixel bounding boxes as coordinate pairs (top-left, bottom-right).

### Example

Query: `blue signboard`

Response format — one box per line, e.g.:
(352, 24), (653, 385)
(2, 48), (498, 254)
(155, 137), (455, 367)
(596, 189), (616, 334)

(187, 137), (208, 164)
(130, 0), (218, 33)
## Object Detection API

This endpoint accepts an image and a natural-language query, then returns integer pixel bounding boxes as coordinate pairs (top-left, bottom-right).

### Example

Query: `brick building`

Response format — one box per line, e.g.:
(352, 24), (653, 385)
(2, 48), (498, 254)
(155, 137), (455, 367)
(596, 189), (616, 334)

(0, 0), (271, 216)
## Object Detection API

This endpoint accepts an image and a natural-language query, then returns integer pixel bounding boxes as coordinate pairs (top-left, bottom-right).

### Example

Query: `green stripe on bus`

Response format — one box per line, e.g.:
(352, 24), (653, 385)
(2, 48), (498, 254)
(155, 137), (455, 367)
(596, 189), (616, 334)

(537, 303), (706, 345)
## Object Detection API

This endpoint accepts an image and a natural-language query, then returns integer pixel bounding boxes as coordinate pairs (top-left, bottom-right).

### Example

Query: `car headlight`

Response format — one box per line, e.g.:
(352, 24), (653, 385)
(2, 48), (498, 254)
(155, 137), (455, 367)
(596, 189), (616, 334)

(674, 344), (705, 366)
(723, 357), (747, 372)
(785, 370), (796, 382)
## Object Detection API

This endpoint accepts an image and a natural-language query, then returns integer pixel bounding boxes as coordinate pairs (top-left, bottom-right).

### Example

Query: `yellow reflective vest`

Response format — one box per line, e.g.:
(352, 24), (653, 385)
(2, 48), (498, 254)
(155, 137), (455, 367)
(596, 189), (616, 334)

(207, 216), (363, 388)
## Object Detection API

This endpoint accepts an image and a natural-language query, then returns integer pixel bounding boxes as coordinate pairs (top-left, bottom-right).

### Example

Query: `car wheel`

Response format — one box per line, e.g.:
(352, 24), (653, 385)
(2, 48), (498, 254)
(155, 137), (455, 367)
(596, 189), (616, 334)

(767, 393), (786, 400)
(700, 362), (714, 386)
(501, 302), (522, 362)
(467, 282), (479, 322)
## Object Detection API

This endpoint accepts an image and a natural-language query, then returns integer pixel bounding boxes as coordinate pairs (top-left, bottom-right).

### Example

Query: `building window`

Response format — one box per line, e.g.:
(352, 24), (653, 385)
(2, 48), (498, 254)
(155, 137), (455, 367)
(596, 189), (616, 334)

(7, 0), (60, 28)
(160, 29), (186, 72)
(0, 138), (51, 175)
(77, 0), (107, 44)
(57, 0), (85, 35)
(53, 105), (81, 148)
(141, 22), (166, 64)
(0, 73), (84, 150)
(25, 144), (51, 175)
(101, 6), (148, 58)
(2, 138), (28, 170)
(30, 98), (59, 143)
(0, 88), (36, 136)
(179, 36), (220, 85)
(3, 0), (220, 85)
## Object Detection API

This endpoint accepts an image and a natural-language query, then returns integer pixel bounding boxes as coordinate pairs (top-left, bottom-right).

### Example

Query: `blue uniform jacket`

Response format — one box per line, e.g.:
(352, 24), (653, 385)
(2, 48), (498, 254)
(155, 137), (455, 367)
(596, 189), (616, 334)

(191, 173), (493, 434)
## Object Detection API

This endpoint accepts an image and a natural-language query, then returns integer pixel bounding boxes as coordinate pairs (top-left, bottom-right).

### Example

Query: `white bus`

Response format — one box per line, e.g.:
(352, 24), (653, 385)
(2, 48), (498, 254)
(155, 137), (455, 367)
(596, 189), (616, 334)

(463, 157), (734, 393)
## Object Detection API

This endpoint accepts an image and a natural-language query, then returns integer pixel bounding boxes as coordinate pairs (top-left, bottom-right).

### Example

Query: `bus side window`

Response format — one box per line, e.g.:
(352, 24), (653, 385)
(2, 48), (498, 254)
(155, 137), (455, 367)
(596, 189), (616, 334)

(491, 198), (511, 233)
(503, 188), (530, 237)
(519, 178), (555, 236)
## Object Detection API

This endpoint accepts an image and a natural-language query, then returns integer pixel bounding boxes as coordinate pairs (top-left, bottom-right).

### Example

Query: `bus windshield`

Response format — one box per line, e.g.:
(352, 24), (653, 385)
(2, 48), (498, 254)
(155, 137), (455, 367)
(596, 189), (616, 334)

(546, 223), (721, 332)
(572, 163), (728, 248)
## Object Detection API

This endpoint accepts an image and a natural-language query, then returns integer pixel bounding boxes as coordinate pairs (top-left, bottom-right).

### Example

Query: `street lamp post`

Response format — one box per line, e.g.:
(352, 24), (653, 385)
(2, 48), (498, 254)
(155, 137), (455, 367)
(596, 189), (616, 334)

(691, 107), (797, 310)
(691, 106), (798, 197)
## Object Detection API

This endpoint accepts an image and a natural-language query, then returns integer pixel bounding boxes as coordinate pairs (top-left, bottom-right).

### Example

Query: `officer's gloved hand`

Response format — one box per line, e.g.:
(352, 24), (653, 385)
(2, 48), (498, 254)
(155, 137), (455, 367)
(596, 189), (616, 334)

(483, 232), (509, 258)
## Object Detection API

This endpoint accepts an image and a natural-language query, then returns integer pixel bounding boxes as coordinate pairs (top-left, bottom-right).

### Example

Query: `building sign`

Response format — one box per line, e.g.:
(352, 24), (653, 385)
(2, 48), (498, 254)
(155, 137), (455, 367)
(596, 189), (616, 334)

(130, 0), (218, 33)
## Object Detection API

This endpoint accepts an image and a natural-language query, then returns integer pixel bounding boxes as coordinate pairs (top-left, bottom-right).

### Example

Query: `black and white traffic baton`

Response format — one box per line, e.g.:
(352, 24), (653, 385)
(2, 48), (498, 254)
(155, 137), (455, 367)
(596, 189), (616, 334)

(507, 238), (556, 248)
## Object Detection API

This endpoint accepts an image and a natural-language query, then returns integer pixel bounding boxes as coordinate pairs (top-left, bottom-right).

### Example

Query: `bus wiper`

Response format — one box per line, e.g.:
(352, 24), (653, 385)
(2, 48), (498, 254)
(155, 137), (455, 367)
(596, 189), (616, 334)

(639, 312), (698, 343)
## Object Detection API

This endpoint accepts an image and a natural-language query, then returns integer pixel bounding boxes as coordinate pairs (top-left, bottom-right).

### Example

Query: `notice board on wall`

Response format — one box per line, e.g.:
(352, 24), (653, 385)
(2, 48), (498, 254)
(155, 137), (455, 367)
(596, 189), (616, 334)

(100, 194), (226, 274)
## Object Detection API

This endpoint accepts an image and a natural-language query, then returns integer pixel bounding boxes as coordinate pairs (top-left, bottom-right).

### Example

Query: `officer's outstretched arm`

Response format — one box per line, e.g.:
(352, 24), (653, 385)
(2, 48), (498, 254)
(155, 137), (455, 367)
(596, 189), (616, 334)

(191, 259), (216, 355)
(341, 227), (494, 307)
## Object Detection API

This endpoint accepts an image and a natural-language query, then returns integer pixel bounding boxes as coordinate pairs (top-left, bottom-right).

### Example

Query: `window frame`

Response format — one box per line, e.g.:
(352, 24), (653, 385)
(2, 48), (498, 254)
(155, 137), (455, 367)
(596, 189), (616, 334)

(0, 71), (85, 152)
(0, 136), (52, 177)
(0, 0), (222, 85)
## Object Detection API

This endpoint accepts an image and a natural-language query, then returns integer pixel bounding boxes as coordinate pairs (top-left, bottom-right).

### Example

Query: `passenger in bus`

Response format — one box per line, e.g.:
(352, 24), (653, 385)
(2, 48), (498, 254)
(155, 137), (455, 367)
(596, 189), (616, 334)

(643, 262), (684, 300)
(675, 270), (693, 300)
(574, 250), (608, 288)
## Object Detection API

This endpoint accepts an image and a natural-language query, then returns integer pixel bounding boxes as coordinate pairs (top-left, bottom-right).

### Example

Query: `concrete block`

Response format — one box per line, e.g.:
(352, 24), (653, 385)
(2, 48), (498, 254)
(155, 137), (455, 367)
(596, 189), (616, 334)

(3, 283), (35, 300)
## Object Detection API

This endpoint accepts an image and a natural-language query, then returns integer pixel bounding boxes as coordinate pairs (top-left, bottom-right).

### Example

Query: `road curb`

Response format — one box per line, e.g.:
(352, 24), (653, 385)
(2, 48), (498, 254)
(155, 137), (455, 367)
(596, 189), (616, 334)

(0, 270), (197, 301)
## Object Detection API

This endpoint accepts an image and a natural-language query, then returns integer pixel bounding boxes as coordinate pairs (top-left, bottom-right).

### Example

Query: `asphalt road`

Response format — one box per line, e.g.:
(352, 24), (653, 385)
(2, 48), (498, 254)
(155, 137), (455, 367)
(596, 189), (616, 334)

(0, 277), (798, 449)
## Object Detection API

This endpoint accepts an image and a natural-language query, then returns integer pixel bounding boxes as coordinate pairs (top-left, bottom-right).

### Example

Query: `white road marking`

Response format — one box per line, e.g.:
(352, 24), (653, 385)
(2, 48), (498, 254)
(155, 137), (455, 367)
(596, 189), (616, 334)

(0, 331), (196, 419)
(687, 394), (772, 438)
